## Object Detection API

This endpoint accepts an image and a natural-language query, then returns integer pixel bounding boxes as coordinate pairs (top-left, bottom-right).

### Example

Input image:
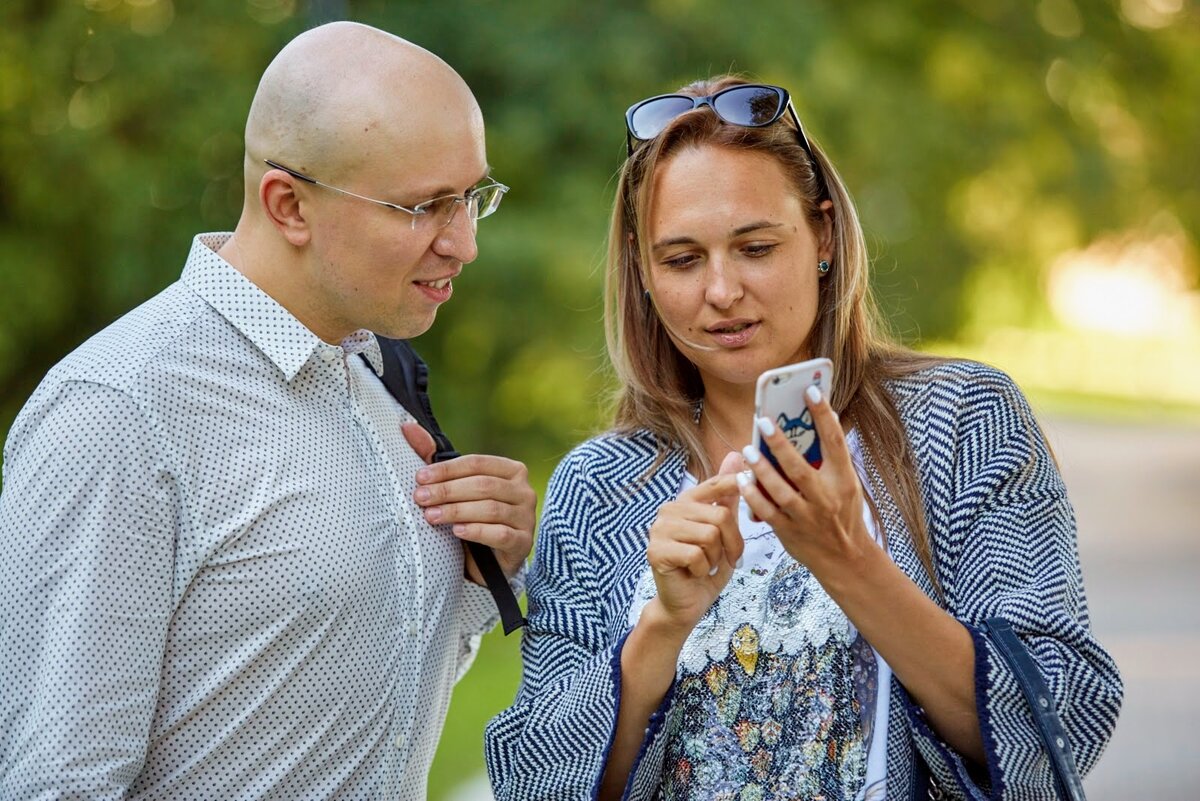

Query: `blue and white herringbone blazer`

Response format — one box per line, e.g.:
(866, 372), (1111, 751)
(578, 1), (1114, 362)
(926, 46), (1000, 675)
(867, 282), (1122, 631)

(485, 361), (1123, 801)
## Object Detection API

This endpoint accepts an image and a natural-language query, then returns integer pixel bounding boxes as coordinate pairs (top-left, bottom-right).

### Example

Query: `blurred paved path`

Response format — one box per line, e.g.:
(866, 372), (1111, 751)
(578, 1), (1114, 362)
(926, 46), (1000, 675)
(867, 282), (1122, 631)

(450, 416), (1200, 801)
(1045, 416), (1200, 801)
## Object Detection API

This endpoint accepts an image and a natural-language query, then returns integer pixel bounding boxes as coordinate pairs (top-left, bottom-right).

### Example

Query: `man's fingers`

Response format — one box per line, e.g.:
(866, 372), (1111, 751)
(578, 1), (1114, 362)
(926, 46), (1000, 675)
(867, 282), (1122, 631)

(401, 422), (437, 464)
(415, 474), (530, 507)
(415, 453), (526, 485)
(421, 497), (531, 529)
(456, 524), (529, 577)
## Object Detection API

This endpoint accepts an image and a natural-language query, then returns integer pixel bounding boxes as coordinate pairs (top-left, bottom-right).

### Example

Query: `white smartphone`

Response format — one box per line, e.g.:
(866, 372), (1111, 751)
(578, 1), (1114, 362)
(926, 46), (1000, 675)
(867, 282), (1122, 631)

(751, 357), (834, 470)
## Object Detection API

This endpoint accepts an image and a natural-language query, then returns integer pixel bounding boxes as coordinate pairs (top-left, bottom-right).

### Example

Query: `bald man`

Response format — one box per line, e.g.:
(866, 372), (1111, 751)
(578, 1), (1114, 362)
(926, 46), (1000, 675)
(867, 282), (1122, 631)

(0, 22), (533, 799)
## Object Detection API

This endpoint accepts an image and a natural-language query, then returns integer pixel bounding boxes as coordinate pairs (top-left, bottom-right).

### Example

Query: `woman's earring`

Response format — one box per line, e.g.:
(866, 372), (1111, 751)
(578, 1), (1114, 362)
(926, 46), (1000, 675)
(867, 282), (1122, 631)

(817, 260), (831, 276)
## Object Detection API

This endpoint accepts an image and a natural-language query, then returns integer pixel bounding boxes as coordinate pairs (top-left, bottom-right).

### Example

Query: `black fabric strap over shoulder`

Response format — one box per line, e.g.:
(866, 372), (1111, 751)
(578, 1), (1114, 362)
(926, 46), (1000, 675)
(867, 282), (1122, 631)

(363, 337), (526, 635)
(984, 617), (1086, 801)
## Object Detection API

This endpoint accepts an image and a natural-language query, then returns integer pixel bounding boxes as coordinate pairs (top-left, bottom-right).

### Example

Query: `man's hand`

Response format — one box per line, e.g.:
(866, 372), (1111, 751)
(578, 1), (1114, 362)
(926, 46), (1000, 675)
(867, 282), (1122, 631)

(402, 422), (535, 581)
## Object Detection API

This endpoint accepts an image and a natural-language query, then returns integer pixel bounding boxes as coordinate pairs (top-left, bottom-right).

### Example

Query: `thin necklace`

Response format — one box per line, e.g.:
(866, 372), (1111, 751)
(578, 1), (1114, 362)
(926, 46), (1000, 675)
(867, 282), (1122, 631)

(700, 399), (741, 453)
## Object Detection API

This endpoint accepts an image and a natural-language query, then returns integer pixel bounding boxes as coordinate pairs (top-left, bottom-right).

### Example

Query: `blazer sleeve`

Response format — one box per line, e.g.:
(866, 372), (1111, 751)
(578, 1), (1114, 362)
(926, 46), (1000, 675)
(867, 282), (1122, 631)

(900, 366), (1123, 799)
(485, 441), (679, 800)
(485, 447), (627, 800)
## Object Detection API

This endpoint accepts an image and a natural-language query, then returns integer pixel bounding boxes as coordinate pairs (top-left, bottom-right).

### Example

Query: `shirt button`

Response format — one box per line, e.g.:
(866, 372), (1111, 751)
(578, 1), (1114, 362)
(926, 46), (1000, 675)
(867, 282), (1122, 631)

(395, 733), (406, 750)
(407, 622), (419, 638)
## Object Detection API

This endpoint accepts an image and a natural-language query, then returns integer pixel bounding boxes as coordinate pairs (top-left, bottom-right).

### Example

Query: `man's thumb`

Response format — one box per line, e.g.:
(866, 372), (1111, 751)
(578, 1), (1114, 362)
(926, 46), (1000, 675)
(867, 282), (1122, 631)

(401, 421), (437, 464)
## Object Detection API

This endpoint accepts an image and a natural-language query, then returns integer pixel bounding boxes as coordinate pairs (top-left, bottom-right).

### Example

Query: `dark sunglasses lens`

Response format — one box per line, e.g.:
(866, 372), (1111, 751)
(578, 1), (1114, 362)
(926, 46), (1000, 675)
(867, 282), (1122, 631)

(713, 86), (785, 127)
(629, 96), (696, 140)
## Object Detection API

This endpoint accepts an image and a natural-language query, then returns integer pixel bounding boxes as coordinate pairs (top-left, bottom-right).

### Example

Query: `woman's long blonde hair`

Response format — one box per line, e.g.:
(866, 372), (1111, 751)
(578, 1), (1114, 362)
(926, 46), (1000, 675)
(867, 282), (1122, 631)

(604, 75), (944, 587)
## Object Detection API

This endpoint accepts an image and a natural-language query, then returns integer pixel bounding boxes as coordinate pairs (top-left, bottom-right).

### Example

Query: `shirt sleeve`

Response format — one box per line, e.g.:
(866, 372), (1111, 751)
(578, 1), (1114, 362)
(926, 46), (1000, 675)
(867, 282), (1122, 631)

(902, 366), (1124, 799)
(484, 449), (661, 800)
(454, 565), (526, 683)
(0, 379), (177, 799)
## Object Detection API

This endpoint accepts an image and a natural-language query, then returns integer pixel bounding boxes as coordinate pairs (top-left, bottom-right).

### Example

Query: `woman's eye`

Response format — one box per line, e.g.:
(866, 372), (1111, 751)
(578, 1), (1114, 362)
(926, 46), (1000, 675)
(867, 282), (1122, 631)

(662, 253), (698, 269)
(743, 243), (778, 257)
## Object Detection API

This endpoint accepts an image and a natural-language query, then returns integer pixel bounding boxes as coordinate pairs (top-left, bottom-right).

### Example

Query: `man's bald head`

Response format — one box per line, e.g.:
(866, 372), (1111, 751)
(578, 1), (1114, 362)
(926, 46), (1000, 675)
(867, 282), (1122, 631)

(222, 22), (491, 344)
(243, 21), (484, 184)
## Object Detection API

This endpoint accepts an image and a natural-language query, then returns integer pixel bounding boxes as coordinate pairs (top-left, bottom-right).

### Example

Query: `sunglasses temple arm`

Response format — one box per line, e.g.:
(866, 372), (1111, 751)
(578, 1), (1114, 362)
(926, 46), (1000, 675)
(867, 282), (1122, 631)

(785, 101), (827, 193)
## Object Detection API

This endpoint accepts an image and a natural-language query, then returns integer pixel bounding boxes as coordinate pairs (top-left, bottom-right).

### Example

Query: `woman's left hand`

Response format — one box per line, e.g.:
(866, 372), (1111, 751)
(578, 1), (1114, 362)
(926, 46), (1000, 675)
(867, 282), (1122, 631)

(737, 385), (872, 577)
(739, 386), (987, 764)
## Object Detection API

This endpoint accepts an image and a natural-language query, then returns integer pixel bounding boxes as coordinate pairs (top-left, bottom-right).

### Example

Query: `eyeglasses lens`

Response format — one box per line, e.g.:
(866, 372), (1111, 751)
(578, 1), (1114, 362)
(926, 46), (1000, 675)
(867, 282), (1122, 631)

(473, 184), (504, 221)
(629, 96), (697, 141)
(418, 184), (506, 230)
(714, 86), (785, 126)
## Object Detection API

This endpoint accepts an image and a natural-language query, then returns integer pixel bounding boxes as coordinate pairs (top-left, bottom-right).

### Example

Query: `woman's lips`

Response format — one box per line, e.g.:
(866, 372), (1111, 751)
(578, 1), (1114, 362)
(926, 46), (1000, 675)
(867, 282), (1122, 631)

(707, 321), (759, 347)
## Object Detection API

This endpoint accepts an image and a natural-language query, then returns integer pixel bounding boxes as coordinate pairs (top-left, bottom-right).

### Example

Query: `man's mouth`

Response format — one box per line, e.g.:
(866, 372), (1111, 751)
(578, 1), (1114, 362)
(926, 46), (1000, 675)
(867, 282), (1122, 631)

(415, 278), (452, 290)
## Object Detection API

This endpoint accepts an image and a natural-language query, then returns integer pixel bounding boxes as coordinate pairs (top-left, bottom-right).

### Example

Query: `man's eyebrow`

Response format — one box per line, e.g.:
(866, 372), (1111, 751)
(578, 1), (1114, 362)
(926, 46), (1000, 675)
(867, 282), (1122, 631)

(417, 167), (494, 200)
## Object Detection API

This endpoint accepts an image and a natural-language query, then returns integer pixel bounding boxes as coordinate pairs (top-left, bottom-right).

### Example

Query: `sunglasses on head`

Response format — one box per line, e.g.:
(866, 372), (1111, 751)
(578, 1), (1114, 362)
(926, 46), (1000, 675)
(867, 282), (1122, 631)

(624, 83), (823, 186)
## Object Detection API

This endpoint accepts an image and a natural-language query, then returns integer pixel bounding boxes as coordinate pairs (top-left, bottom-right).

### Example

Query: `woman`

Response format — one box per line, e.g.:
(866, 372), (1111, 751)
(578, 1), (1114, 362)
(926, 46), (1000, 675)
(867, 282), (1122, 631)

(485, 77), (1122, 800)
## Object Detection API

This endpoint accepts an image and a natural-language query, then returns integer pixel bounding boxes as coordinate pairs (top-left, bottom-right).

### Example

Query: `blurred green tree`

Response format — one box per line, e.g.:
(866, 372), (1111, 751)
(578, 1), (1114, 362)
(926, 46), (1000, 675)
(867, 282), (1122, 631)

(1, 0), (1196, 796)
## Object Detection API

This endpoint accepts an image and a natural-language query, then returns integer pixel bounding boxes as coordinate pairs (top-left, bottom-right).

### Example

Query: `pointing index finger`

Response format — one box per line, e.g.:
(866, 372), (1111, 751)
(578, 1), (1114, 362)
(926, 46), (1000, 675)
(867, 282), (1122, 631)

(685, 473), (740, 505)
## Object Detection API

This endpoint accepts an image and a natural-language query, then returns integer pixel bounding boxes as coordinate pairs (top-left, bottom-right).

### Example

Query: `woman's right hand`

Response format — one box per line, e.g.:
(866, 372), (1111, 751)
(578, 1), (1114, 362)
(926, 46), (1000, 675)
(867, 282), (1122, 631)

(600, 454), (745, 799)
(644, 452), (745, 634)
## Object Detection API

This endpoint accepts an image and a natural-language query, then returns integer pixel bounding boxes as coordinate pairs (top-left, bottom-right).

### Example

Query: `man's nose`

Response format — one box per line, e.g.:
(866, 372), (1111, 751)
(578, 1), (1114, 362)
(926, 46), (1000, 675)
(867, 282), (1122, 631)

(432, 206), (479, 265)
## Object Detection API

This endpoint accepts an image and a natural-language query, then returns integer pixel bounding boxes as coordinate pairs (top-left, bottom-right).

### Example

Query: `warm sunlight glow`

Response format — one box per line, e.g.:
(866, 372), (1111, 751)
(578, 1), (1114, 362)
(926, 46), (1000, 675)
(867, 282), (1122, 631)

(1048, 231), (1199, 337)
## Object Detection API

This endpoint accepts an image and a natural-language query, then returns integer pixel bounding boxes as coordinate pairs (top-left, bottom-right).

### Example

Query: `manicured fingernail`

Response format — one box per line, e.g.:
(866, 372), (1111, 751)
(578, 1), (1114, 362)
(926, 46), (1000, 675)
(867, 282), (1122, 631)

(416, 468), (432, 483)
(806, 384), (822, 405)
(735, 555), (744, 569)
(414, 487), (431, 503)
(736, 470), (755, 489)
(708, 565), (719, 576)
(424, 507), (442, 523)
(452, 524), (466, 536)
(756, 416), (775, 437)
(741, 445), (761, 465)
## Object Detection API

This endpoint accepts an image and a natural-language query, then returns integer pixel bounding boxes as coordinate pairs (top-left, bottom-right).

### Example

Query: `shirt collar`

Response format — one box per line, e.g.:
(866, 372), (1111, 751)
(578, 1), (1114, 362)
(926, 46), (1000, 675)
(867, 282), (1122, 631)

(181, 233), (383, 381)
(344, 329), (384, 376)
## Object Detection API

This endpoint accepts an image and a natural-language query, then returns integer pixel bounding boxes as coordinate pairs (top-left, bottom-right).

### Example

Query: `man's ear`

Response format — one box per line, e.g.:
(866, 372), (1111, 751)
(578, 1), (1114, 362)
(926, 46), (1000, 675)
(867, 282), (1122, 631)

(260, 169), (311, 247)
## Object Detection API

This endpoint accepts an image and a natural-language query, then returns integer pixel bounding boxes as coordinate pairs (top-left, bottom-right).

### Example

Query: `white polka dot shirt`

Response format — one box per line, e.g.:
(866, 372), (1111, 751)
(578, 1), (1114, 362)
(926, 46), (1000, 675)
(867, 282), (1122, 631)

(0, 233), (503, 800)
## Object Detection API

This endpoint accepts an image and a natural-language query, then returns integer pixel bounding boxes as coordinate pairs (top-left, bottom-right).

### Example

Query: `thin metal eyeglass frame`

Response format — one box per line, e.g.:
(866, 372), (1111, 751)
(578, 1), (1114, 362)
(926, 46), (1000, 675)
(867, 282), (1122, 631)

(262, 159), (509, 230)
(623, 85), (824, 190)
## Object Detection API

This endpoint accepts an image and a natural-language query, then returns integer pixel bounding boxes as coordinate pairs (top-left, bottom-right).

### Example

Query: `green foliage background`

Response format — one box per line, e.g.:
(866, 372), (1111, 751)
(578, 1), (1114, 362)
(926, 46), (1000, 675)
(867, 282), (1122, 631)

(1, 0), (1196, 796)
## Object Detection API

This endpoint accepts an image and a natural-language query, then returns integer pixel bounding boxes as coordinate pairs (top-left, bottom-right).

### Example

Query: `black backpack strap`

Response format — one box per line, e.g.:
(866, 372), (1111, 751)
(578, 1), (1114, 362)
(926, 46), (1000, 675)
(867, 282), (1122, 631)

(364, 336), (525, 635)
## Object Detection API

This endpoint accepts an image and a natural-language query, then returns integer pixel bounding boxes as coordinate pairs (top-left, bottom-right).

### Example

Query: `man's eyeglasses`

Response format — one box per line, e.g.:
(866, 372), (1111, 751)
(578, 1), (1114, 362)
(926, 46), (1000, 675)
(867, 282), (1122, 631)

(263, 159), (509, 231)
(624, 84), (823, 187)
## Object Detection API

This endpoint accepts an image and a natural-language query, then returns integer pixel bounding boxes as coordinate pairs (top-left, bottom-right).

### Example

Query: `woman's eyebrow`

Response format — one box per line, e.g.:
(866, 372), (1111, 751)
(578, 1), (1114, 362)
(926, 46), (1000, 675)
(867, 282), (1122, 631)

(651, 235), (699, 251)
(731, 221), (782, 237)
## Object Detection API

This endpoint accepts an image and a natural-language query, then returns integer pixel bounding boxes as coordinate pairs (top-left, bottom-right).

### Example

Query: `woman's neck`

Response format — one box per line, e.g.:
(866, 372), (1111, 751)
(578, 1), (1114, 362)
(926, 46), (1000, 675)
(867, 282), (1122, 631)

(693, 385), (756, 478)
